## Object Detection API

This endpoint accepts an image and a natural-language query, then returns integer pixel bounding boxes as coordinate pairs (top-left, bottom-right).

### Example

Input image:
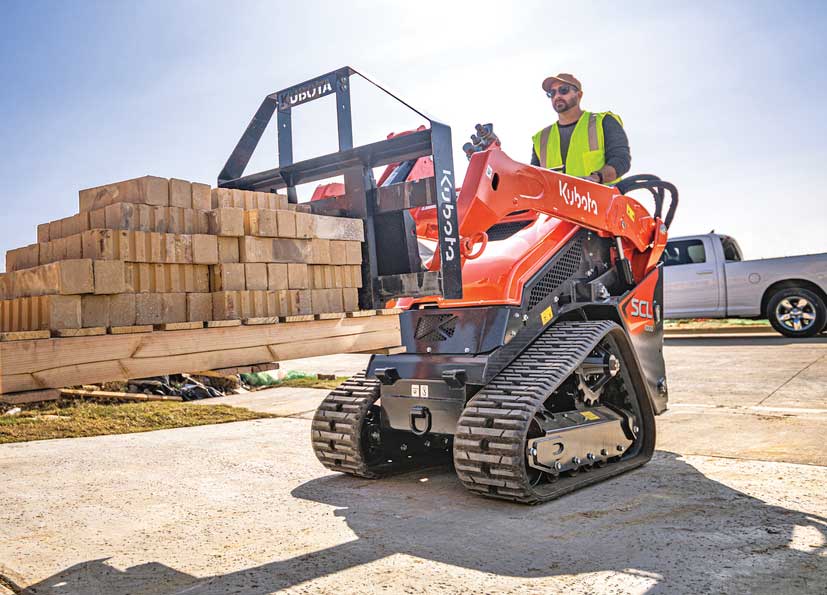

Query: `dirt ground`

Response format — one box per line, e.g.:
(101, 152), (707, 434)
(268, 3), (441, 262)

(1, 333), (825, 594)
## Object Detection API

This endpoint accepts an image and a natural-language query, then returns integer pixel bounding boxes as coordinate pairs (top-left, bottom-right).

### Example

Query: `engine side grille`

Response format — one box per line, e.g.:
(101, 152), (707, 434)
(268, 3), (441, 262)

(527, 237), (584, 309)
(485, 220), (532, 241)
(414, 314), (458, 342)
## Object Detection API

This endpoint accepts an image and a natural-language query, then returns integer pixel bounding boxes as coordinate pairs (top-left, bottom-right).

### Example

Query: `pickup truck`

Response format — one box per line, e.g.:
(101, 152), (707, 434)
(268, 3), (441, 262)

(662, 233), (827, 337)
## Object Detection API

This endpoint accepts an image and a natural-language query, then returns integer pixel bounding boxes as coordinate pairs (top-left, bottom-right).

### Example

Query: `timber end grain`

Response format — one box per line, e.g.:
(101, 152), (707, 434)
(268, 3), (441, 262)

(79, 175), (169, 212)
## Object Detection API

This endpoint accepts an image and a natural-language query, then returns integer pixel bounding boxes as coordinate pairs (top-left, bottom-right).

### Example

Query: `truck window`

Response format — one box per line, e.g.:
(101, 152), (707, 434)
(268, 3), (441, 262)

(662, 239), (707, 266)
(721, 236), (742, 262)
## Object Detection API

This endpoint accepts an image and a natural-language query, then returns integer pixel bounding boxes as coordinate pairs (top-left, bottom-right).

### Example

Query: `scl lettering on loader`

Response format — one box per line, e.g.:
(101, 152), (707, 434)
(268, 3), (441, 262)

(220, 67), (679, 504)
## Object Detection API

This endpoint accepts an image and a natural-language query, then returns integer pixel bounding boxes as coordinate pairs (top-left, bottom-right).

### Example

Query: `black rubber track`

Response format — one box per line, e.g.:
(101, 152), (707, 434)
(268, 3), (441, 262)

(311, 373), (448, 477)
(311, 372), (385, 478)
(453, 320), (654, 504)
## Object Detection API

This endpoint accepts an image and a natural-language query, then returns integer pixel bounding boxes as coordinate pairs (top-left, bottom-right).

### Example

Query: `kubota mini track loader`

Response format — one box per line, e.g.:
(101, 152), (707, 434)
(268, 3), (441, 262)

(218, 67), (678, 504)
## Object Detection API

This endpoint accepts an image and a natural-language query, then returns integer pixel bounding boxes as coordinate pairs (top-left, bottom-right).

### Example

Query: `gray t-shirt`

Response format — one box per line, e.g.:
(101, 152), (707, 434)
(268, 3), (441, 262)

(531, 115), (631, 176)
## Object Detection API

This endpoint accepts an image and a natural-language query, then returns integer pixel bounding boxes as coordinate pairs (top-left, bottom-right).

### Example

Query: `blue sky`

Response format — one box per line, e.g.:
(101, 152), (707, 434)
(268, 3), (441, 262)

(1, 0), (825, 271)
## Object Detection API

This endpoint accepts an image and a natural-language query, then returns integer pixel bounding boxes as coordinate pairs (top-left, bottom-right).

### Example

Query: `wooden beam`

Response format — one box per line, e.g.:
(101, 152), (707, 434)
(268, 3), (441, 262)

(0, 388), (61, 405)
(0, 314), (400, 395)
(59, 389), (183, 402)
(0, 330), (51, 342)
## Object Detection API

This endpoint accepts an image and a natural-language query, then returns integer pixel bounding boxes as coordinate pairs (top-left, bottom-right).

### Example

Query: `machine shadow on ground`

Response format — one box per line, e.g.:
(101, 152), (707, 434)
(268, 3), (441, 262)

(17, 451), (827, 595)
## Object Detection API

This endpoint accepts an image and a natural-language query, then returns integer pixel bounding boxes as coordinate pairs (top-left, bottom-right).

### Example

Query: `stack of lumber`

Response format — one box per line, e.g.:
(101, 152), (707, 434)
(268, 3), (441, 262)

(0, 315), (402, 403)
(0, 175), (368, 336)
(0, 175), (403, 404)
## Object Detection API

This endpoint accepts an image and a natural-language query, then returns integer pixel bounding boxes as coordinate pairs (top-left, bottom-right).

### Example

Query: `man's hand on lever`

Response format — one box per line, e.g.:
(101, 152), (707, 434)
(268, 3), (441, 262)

(587, 165), (618, 185)
(463, 123), (501, 161)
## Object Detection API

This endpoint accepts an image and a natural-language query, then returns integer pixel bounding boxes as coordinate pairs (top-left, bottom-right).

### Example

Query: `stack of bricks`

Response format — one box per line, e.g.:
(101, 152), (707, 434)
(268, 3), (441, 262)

(0, 175), (365, 334)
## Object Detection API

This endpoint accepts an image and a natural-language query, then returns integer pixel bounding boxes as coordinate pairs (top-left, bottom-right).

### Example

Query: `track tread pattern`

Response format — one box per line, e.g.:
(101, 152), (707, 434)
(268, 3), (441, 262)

(311, 372), (384, 478)
(453, 320), (646, 504)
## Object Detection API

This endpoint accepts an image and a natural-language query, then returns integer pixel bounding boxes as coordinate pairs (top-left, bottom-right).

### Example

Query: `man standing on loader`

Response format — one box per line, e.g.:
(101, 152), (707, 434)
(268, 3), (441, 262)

(532, 73), (631, 185)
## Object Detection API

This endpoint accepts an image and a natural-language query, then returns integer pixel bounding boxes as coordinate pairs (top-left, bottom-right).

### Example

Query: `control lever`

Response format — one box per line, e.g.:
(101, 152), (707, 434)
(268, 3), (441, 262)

(463, 123), (501, 160)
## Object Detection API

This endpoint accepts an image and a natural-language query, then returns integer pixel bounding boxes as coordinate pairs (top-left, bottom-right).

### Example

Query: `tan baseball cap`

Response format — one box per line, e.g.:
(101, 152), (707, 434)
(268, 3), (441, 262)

(542, 73), (582, 92)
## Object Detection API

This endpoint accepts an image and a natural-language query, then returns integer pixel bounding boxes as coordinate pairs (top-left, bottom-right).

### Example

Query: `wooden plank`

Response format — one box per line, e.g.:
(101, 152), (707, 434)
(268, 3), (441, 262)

(346, 310), (376, 318)
(10, 259), (94, 297)
(265, 328), (399, 362)
(3, 295), (82, 331)
(60, 388), (183, 402)
(206, 319), (242, 328)
(312, 215), (365, 241)
(109, 325), (153, 334)
(79, 175), (169, 212)
(52, 327), (107, 338)
(93, 260), (127, 294)
(0, 389), (60, 405)
(358, 345), (406, 355)
(217, 236), (240, 263)
(189, 369), (244, 378)
(5, 244), (40, 272)
(0, 330), (51, 342)
(342, 288), (359, 312)
(169, 178), (192, 209)
(279, 314), (315, 323)
(243, 317), (279, 325)
(207, 207), (244, 236)
(37, 223), (50, 243)
(187, 293), (212, 322)
(314, 312), (345, 320)
(191, 183), (211, 211)
(0, 325), (399, 396)
(155, 322), (204, 331)
(0, 315), (400, 394)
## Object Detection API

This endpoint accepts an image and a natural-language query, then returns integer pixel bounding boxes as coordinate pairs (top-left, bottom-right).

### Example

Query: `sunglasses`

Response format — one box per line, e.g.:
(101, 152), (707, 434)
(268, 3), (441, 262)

(546, 85), (578, 98)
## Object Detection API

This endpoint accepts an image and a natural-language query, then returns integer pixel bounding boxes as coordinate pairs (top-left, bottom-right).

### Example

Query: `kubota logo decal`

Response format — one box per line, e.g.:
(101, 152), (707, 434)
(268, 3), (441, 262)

(440, 169), (457, 261)
(559, 180), (598, 215)
(279, 78), (334, 108)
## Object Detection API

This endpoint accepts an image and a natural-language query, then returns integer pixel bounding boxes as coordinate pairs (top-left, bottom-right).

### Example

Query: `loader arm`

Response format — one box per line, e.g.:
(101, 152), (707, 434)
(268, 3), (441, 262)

(450, 148), (669, 281)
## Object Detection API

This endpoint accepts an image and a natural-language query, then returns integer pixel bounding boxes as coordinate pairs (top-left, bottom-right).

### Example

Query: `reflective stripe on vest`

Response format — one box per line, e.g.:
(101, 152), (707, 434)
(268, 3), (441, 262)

(533, 111), (623, 184)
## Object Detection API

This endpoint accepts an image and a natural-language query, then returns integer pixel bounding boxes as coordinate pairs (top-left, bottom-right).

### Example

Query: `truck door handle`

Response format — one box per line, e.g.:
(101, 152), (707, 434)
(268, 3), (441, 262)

(695, 270), (713, 275)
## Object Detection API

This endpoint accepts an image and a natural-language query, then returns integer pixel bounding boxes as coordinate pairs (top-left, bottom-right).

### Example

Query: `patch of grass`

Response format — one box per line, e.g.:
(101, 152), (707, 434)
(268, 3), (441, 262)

(665, 318), (770, 328)
(0, 400), (274, 444)
(275, 376), (349, 390)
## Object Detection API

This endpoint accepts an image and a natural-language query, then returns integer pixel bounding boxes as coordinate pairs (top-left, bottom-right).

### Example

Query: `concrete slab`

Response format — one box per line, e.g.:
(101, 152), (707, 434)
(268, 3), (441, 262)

(663, 335), (827, 408)
(275, 353), (371, 377)
(657, 405), (827, 465)
(192, 386), (328, 417)
(1, 418), (826, 595)
(2, 331), (826, 594)
(762, 353), (827, 409)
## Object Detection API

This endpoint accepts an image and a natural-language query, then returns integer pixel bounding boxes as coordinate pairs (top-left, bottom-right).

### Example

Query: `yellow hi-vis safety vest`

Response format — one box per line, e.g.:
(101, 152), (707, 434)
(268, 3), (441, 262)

(532, 111), (624, 184)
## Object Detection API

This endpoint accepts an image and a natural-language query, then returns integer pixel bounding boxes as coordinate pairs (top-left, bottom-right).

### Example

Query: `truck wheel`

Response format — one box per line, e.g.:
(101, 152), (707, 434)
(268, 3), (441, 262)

(767, 287), (826, 338)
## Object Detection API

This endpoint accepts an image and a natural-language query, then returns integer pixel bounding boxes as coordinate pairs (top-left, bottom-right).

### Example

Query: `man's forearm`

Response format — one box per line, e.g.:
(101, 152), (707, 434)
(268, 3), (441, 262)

(599, 116), (631, 180)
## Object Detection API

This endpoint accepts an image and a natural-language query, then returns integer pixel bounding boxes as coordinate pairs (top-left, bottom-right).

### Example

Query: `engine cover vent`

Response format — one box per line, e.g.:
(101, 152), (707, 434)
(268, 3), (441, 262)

(485, 219), (532, 241)
(528, 237), (584, 309)
(415, 314), (458, 342)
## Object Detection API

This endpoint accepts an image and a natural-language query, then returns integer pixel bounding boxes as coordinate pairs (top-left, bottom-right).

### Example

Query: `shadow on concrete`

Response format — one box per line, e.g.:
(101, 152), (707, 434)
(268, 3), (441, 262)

(19, 452), (827, 595)
(665, 334), (827, 347)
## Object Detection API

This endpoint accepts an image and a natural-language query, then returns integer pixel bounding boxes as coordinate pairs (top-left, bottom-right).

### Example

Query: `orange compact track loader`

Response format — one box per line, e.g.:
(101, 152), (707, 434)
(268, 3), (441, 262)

(219, 67), (678, 503)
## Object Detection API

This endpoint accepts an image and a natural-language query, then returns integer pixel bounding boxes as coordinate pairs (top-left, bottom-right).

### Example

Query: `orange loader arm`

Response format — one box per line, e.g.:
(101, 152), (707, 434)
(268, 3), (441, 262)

(438, 148), (670, 284)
